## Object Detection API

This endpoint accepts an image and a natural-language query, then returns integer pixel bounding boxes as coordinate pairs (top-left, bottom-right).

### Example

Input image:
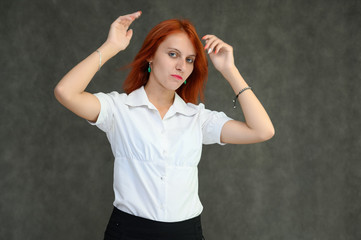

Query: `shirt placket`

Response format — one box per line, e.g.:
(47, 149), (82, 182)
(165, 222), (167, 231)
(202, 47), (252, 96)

(159, 120), (168, 218)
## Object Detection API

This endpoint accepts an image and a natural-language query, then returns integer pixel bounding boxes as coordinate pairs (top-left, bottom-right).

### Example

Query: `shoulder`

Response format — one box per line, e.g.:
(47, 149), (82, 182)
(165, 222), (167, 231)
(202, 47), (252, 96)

(94, 91), (128, 104)
(185, 102), (212, 117)
(95, 91), (126, 99)
(185, 102), (206, 111)
(186, 102), (232, 124)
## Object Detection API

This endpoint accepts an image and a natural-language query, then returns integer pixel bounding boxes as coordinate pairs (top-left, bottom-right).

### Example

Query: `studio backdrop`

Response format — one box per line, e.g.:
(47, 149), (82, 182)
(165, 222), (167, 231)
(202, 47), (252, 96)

(1, 0), (360, 239)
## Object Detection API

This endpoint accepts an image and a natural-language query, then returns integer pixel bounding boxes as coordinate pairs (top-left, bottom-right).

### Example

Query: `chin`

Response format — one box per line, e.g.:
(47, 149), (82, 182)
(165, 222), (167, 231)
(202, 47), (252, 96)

(163, 82), (183, 91)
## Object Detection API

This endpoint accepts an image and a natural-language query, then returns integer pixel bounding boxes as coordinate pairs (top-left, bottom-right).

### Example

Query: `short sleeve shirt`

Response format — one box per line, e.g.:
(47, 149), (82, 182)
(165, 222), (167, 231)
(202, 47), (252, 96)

(88, 86), (232, 222)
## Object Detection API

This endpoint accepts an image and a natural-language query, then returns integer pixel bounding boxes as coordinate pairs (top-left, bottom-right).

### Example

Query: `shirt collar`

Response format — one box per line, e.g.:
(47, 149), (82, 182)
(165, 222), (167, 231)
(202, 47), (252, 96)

(124, 86), (156, 109)
(168, 92), (198, 117)
(125, 86), (198, 117)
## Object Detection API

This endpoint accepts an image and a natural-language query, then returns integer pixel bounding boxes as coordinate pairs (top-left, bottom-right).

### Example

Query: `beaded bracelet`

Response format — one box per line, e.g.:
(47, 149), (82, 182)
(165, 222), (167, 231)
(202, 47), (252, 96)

(233, 86), (252, 108)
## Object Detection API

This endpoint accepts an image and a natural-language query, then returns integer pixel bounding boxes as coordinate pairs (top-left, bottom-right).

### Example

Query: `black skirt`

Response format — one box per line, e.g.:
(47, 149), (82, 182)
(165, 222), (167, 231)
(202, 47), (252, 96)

(104, 207), (205, 240)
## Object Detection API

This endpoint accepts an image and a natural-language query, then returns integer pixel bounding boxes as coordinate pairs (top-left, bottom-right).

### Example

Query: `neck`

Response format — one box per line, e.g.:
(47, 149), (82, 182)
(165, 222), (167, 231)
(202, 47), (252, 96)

(144, 81), (175, 108)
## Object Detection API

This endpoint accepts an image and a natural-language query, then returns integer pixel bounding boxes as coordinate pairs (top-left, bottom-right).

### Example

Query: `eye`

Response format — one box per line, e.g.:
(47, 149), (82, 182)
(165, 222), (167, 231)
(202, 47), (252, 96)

(168, 52), (177, 58)
(186, 58), (194, 63)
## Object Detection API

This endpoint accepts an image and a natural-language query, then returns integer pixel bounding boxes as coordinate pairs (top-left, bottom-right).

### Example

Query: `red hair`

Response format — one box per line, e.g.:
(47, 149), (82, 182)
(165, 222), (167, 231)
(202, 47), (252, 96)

(122, 19), (208, 104)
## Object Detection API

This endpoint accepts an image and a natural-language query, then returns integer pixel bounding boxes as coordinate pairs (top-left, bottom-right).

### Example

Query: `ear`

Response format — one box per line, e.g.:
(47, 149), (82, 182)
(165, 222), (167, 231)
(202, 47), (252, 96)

(146, 56), (154, 63)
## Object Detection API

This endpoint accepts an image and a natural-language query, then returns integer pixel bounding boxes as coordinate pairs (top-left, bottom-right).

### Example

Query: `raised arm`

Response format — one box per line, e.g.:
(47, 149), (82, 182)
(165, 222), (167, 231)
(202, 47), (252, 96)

(202, 35), (275, 144)
(54, 11), (142, 122)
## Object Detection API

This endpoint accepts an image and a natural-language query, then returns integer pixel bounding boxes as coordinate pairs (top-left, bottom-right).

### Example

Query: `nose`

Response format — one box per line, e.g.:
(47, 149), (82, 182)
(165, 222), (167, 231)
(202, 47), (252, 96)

(175, 59), (185, 72)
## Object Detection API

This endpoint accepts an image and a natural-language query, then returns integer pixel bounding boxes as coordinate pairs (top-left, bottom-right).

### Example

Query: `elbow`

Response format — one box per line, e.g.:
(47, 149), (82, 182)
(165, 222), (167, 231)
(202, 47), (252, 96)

(268, 127), (275, 140)
(54, 84), (60, 101)
(54, 84), (64, 103)
(259, 127), (275, 142)
(54, 84), (71, 105)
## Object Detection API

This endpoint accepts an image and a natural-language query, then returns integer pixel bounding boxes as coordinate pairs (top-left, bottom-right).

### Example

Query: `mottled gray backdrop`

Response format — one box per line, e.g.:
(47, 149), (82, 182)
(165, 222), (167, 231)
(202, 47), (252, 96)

(1, 0), (360, 239)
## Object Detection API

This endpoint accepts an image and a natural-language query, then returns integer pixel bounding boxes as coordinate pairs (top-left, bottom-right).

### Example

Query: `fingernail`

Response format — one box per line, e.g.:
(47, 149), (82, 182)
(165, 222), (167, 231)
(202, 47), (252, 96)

(202, 36), (206, 39)
(208, 48), (212, 54)
(204, 45), (207, 50)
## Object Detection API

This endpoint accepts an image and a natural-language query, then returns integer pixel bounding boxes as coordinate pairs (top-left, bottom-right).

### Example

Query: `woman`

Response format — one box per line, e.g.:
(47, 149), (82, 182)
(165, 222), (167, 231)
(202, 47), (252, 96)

(54, 11), (274, 240)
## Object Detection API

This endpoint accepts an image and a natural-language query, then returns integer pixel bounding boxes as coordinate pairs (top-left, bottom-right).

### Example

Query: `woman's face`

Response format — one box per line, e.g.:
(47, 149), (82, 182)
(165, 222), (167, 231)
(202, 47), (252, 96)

(148, 32), (196, 91)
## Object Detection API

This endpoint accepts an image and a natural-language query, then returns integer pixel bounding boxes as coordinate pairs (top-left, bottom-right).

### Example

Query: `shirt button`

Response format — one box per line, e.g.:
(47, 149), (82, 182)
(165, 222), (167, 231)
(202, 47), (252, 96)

(162, 150), (167, 155)
(161, 176), (166, 180)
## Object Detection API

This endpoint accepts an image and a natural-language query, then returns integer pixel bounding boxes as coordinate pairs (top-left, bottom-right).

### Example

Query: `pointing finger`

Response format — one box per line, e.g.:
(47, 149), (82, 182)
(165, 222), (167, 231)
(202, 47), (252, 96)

(116, 11), (142, 24)
(126, 11), (142, 20)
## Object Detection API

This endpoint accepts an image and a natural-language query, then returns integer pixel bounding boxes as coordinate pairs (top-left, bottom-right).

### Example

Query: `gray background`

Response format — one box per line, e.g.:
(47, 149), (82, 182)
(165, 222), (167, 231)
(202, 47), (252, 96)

(1, 0), (360, 239)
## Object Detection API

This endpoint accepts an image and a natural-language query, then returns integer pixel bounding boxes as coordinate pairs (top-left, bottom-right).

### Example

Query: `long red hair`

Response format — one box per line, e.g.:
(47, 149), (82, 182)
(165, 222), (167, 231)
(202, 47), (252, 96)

(122, 19), (208, 104)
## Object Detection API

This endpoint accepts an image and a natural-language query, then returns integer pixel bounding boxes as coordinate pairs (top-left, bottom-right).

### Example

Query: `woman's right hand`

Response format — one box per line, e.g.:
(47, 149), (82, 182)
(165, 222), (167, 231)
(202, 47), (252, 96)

(54, 11), (142, 123)
(104, 11), (142, 53)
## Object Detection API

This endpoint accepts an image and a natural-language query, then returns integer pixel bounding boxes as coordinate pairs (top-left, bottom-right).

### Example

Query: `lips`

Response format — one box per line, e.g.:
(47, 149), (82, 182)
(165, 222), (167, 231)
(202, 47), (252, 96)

(171, 74), (183, 80)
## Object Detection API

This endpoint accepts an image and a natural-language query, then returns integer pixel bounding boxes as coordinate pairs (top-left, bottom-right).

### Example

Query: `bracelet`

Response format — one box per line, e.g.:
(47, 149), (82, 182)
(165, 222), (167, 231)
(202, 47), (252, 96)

(96, 49), (102, 71)
(233, 86), (252, 108)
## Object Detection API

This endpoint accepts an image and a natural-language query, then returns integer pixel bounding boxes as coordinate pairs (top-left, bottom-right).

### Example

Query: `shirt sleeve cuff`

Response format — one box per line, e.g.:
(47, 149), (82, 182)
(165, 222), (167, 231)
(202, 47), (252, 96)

(86, 93), (108, 128)
(216, 117), (233, 145)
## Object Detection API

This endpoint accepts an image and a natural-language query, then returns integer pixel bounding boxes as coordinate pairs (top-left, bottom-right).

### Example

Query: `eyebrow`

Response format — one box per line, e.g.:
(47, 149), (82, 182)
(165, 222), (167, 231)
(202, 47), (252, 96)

(167, 48), (196, 57)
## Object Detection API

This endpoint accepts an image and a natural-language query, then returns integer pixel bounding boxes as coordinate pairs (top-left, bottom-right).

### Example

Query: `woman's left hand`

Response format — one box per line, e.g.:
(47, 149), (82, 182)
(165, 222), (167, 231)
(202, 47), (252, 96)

(202, 35), (235, 74)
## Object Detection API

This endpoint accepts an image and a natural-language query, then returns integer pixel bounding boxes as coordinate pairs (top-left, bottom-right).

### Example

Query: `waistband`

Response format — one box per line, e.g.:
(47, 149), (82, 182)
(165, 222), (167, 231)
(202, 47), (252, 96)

(109, 207), (203, 238)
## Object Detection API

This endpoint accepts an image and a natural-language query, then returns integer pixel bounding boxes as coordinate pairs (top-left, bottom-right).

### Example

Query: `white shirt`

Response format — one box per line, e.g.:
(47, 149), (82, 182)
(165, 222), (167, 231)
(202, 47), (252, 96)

(88, 86), (232, 222)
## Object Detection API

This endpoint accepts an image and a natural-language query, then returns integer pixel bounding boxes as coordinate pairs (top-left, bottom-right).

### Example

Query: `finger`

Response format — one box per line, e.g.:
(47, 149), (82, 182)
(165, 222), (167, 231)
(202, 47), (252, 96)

(123, 11), (141, 28)
(129, 11), (142, 19)
(115, 11), (141, 25)
(207, 37), (221, 49)
(115, 15), (129, 23)
(210, 39), (224, 53)
(202, 34), (216, 43)
(202, 34), (214, 41)
(122, 11), (142, 22)
(206, 38), (222, 54)
(114, 17), (134, 32)
(203, 35), (218, 50)
(213, 42), (226, 54)
(122, 17), (133, 27)
(126, 29), (133, 40)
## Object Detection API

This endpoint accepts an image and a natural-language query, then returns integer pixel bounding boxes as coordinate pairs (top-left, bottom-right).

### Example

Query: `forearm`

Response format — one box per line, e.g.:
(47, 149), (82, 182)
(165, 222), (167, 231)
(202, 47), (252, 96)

(54, 43), (118, 98)
(222, 66), (274, 137)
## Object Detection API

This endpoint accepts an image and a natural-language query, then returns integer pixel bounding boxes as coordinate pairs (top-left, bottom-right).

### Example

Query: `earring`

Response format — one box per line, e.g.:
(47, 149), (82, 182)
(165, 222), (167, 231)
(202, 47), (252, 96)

(184, 80), (186, 84)
(148, 62), (151, 73)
